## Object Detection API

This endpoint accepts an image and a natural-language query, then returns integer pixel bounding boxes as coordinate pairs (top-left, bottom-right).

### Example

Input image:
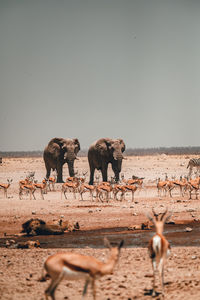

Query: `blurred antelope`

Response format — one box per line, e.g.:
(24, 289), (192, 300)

(39, 238), (124, 300)
(0, 179), (12, 198)
(146, 208), (171, 297)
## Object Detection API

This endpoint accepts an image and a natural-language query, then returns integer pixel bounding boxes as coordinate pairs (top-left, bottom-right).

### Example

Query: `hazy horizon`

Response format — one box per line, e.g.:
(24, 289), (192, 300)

(1, 0), (200, 151)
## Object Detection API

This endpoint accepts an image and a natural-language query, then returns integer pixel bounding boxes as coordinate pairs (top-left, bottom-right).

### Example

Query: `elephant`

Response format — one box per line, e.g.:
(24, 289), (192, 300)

(43, 137), (80, 183)
(88, 138), (126, 185)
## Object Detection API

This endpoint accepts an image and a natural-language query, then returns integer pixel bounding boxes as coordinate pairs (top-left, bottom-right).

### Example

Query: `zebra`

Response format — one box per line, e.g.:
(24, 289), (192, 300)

(187, 158), (200, 177)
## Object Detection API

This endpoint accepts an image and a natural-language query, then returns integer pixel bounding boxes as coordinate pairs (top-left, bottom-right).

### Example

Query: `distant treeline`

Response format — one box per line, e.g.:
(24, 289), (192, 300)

(0, 147), (200, 158)
(124, 147), (200, 156)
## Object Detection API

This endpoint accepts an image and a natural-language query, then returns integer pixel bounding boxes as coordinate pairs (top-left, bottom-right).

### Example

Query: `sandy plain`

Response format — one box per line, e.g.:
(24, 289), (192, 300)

(0, 155), (200, 300)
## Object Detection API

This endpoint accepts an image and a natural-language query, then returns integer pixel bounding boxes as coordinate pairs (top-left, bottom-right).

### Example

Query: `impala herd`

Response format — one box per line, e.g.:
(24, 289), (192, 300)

(0, 165), (199, 299)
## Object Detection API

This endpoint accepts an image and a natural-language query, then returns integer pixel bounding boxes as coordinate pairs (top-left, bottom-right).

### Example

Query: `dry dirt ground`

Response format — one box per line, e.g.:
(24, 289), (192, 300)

(1, 155), (200, 300)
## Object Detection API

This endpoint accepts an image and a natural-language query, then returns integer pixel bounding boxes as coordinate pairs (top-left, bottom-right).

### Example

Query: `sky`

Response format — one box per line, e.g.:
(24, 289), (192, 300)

(1, 0), (200, 151)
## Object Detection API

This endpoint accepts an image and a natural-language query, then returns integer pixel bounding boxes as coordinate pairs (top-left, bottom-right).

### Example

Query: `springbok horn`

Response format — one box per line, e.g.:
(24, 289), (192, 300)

(152, 208), (159, 220)
(160, 208), (168, 221)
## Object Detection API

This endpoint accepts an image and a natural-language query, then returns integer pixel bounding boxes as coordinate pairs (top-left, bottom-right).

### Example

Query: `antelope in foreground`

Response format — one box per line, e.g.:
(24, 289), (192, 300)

(0, 179), (13, 198)
(146, 208), (171, 297)
(39, 238), (124, 300)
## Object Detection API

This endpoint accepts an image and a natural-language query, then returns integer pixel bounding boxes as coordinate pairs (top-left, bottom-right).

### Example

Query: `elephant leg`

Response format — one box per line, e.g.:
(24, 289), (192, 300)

(56, 162), (64, 183)
(111, 160), (121, 183)
(89, 166), (95, 185)
(101, 164), (108, 182)
(45, 163), (51, 179)
(112, 167), (119, 183)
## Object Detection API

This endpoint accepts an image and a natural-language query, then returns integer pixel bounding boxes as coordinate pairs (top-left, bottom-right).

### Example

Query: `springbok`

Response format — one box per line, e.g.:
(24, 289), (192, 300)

(40, 238), (124, 300)
(96, 183), (112, 202)
(48, 176), (56, 191)
(146, 208), (171, 297)
(79, 183), (96, 201)
(124, 184), (137, 201)
(33, 179), (48, 199)
(0, 179), (13, 198)
(19, 183), (36, 200)
(173, 176), (188, 197)
(112, 184), (126, 201)
(65, 170), (80, 183)
(19, 177), (33, 186)
(61, 178), (80, 200)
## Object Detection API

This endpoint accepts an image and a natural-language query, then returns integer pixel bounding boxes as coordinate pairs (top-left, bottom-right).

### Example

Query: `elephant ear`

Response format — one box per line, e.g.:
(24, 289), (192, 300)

(117, 139), (126, 152)
(95, 138), (113, 154)
(49, 138), (66, 148)
(73, 138), (81, 153)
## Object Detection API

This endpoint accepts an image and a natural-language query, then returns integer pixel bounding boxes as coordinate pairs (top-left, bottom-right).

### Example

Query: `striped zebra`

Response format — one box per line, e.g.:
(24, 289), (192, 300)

(187, 158), (200, 177)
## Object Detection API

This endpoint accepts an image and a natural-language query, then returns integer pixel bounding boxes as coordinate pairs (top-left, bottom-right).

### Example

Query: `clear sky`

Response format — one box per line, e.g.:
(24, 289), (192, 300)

(1, 0), (200, 151)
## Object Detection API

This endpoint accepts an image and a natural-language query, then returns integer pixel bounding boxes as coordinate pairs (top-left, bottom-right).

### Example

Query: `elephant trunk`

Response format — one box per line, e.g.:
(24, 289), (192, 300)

(64, 151), (77, 162)
(113, 150), (123, 161)
(67, 160), (75, 177)
(112, 159), (122, 183)
(64, 150), (76, 177)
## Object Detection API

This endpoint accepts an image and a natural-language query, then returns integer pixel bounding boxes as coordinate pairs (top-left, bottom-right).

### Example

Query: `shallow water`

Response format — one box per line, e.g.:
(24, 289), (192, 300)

(1, 222), (200, 249)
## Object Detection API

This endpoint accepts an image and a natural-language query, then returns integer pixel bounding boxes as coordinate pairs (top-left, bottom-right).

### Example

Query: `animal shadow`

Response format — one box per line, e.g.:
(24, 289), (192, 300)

(144, 288), (162, 298)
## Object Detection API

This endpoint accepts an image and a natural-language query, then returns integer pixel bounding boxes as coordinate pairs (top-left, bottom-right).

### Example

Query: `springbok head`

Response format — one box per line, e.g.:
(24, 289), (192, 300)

(146, 208), (172, 235)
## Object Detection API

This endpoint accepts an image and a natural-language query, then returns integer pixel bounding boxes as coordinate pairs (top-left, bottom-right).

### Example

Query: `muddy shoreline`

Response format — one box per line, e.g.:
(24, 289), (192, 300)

(1, 221), (200, 249)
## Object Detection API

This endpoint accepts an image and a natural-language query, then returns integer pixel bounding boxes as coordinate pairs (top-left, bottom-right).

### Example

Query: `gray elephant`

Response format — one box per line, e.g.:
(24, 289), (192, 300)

(43, 137), (80, 183)
(88, 138), (126, 185)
